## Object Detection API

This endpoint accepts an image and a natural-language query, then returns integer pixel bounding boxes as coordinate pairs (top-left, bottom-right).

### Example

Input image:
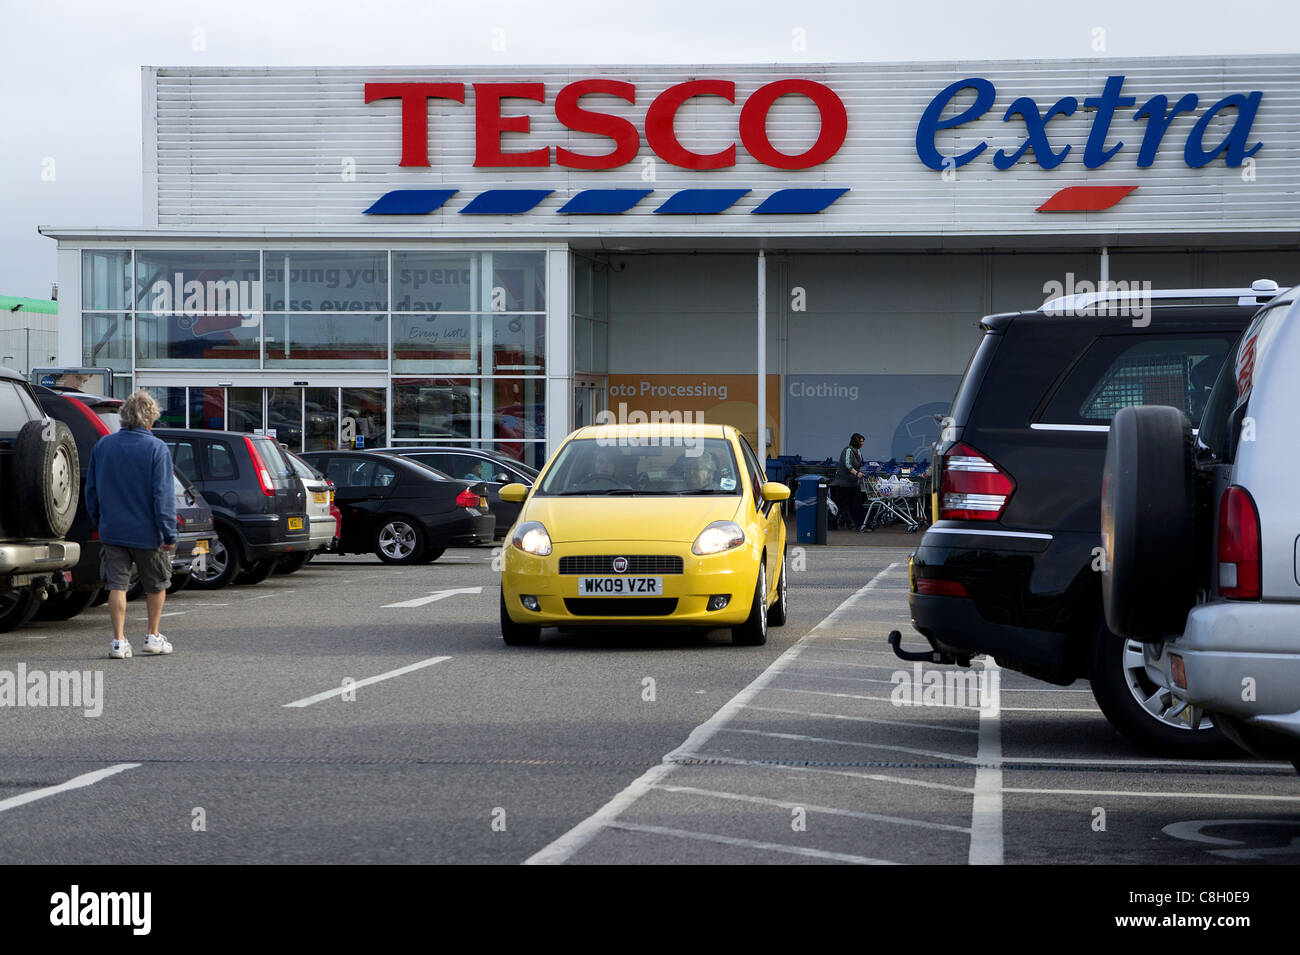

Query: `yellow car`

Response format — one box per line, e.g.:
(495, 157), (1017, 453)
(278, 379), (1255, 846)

(498, 423), (790, 646)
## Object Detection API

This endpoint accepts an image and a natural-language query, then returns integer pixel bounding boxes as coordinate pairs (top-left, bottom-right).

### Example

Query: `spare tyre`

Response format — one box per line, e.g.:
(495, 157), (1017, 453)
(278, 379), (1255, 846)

(13, 419), (79, 539)
(1101, 404), (1197, 642)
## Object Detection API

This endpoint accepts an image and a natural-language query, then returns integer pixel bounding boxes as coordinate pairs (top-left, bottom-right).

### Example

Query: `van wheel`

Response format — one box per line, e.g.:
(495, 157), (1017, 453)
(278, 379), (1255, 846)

(1088, 621), (1239, 757)
(500, 588), (540, 646)
(13, 420), (79, 538)
(35, 586), (102, 622)
(732, 563), (768, 646)
(1101, 405), (1197, 642)
(189, 527), (242, 590)
(0, 587), (42, 632)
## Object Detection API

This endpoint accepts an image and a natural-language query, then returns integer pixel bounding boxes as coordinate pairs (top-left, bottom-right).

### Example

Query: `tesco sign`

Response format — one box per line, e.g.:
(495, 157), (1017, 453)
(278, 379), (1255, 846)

(364, 79), (848, 171)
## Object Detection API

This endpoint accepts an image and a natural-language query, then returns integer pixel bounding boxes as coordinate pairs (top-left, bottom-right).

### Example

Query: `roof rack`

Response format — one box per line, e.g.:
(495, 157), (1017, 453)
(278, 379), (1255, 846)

(1040, 278), (1282, 314)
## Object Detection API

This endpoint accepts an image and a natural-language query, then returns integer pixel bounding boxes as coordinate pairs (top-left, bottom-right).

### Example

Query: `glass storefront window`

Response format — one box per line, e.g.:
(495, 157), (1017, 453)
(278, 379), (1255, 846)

(145, 386), (187, 429)
(269, 387), (304, 451)
(492, 313), (545, 373)
(341, 388), (386, 450)
(263, 251), (388, 312)
(591, 320), (608, 374)
(228, 388), (262, 433)
(82, 312), (132, 374)
(392, 377), (543, 451)
(393, 313), (477, 373)
(491, 252), (546, 311)
(82, 251), (132, 310)
(134, 251), (260, 312)
(135, 312), (261, 368)
(190, 387), (227, 430)
(305, 387), (338, 451)
(574, 317), (592, 372)
(263, 313), (387, 368)
(393, 252), (477, 312)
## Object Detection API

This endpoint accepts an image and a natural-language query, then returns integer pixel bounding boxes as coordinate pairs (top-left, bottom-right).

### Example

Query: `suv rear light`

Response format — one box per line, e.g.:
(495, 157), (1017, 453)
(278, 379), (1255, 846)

(915, 578), (970, 598)
(243, 436), (276, 497)
(938, 442), (1015, 521)
(455, 488), (479, 508)
(1217, 485), (1260, 599)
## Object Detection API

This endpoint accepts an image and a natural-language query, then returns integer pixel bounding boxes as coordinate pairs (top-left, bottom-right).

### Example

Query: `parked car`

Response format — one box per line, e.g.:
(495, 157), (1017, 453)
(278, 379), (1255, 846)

(374, 445), (539, 538)
(1103, 286), (1300, 770)
(300, 450), (493, 564)
(0, 368), (81, 630)
(153, 428), (310, 588)
(34, 386), (216, 614)
(275, 447), (337, 573)
(899, 281), (1283, 756)
(498, 423), (789, 646)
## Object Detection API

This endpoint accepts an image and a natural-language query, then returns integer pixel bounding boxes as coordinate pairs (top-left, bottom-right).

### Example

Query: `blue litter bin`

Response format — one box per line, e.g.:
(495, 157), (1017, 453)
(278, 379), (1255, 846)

(795, 474), (828, 545)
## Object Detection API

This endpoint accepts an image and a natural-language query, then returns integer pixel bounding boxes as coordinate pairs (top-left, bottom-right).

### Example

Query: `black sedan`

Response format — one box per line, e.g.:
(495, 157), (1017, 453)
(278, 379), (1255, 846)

(300, 451), (494, 564)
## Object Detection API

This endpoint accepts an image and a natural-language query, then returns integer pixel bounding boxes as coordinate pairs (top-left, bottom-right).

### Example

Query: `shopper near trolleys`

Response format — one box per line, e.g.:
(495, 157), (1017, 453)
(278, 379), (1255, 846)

(830, 432), (867, 530)
(84, 391), (177, 659)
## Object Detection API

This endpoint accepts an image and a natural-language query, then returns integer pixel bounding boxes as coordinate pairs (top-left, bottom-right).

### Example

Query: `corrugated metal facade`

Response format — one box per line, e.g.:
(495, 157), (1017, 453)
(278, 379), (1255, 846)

(150, 57), (1300, 238)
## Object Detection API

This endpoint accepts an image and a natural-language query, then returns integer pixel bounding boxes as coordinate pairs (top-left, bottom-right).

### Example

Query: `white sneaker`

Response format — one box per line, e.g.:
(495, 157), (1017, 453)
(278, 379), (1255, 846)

(109, 638), (132, 660)
(141, 633), (173, 655)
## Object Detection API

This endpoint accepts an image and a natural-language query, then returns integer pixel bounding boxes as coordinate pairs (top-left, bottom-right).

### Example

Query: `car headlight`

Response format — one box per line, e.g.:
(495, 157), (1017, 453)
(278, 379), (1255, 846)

(512, 521), (552, 556)
(692, 521), (745, 555)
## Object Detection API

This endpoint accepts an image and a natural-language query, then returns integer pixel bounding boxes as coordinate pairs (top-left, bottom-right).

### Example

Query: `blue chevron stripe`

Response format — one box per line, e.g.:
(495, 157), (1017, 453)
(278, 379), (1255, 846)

(460, 189), (553, 214)
(751, 188), (849, 214)
(363, 189), (458, 215)
(558, 189), (654, 214)
(653, 188), (751, 215)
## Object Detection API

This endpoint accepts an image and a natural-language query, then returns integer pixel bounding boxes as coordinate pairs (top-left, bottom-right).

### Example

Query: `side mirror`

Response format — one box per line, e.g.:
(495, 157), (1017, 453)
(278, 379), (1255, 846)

(495, 472), (511, 483)
(499, 483), (529, 503)
(760, 481), (791, 503)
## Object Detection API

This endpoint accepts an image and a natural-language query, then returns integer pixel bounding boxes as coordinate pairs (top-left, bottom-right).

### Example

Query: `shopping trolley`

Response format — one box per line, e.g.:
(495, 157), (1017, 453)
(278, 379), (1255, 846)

(859, 468), (926, 532)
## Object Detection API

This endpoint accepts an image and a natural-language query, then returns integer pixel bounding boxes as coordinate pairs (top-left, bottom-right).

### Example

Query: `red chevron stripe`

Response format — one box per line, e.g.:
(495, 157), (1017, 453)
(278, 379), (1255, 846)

(1037, 185), (1138, 212)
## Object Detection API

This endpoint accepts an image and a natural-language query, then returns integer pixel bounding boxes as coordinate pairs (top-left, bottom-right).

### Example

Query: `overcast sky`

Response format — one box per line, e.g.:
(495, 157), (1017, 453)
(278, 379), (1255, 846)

(3, 0), (1299, 299)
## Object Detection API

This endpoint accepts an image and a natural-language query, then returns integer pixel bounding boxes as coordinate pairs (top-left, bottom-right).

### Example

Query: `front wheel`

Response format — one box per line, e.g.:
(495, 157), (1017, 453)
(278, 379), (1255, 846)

(1088, 622), (1240, 757)
(375, 519), (425, 565)
(35, 586), (102, 622)
(416, 547), (446, 564)
(274, 551), (310, 575)
(233, 557), (277, 585)
(500, 588), (540, 646)
(0, 587), (42, 632)
(189, 527), (242, 590)
(732, 562), (768, 646)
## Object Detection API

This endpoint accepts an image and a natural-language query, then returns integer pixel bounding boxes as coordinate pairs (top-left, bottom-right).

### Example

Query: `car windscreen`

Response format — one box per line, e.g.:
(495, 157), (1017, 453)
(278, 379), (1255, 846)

(534, 438), (741, 496)
(390, 456), (452, 480)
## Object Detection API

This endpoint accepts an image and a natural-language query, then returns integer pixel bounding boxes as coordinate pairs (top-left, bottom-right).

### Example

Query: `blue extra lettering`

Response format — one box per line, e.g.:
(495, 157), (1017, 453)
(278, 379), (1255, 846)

(915, 77), (996, 170)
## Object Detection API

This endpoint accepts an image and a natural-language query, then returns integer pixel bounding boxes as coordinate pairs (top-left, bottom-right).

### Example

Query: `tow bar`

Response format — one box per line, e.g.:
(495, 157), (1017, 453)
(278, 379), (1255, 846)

(887, 630), (972, 667)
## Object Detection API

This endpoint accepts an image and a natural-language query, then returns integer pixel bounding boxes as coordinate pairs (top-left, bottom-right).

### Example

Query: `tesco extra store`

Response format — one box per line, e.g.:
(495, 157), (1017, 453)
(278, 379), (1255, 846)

(42, 56), (1300, 468)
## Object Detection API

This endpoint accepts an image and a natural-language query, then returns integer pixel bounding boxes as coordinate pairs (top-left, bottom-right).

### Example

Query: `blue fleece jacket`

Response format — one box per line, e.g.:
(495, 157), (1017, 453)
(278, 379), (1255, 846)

(85, 427), (177, 549)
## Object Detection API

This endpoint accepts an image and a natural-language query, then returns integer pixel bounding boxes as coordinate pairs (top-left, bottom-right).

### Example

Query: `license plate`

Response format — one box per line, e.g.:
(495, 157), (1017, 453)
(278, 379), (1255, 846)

(288, 517), (304, 530)
(579, 576), (663, 596)
(194, 540), (209, 555)
(312, 491), (328, 504)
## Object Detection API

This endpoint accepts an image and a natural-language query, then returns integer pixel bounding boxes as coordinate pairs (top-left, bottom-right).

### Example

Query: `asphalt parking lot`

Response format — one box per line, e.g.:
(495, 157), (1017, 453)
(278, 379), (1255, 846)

(1, 543), (1297, 865)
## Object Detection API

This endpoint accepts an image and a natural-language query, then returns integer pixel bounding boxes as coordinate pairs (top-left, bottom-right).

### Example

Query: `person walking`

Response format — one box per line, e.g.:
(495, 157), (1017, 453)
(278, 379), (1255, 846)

(830, 432), (867, 530)
(85, 391), (177, 659)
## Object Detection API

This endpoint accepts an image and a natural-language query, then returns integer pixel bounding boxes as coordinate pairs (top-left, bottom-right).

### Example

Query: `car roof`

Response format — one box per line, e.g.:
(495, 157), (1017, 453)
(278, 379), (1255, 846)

(570, 423), (731, 441)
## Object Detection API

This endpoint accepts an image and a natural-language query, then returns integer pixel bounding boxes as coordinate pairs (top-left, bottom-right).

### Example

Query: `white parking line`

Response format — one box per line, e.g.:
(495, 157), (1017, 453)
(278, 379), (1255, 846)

(383, 586), (483, 609)
(968, 658), (1004, 866)
(524, 563), (904, 865)
(606, 821), (898, 864)
(723, 727), (976, 764)
(1001, 706), (1101, 713)
(132, 611), (186, 621)
(1005, 787), (1300, 803)
(282, 656), (451, 708)
(689, 753), (977, 794)
(655, 784), (972, 834)
(769, 687), (982, 709)
(0, 763), (141, 814)
(746, 704), (980, 735)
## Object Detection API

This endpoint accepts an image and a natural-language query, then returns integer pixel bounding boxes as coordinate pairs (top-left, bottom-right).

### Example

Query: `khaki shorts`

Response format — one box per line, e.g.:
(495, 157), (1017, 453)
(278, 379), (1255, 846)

(101, 544), (172, 594)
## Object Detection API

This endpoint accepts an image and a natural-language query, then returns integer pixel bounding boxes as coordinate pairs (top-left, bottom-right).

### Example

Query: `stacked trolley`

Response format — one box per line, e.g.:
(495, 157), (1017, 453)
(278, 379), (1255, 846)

(859, 460), (930, 532)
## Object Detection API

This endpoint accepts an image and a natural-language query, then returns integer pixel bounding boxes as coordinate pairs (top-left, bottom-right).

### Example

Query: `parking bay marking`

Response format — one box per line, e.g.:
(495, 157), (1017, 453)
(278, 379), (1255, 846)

(605, 821), (899, 864)
(282, 656), (451, 708)
(525, 564), (907, 865)
(0, 763), (140, 814)
(383, 587), (483, 609)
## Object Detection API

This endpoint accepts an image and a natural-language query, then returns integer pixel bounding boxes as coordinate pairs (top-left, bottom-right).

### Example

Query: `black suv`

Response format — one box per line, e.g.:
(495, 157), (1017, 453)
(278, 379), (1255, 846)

(153, 429), (309, 589)
(0, 368), (81, 630)
(899, 282), (1282, 756)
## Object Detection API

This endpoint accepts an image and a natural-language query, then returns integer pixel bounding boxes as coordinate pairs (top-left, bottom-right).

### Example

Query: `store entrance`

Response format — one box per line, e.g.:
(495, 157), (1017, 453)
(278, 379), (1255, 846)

(139, 381), (388, 451)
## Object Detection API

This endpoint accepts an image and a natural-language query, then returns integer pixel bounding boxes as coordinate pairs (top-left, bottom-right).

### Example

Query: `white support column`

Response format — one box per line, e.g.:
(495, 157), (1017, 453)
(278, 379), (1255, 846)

(56, 244), (81, 367)
(757, 249), (767, 462)
(545, 247), (571, 461)
(1099, 245), (1110, 291)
